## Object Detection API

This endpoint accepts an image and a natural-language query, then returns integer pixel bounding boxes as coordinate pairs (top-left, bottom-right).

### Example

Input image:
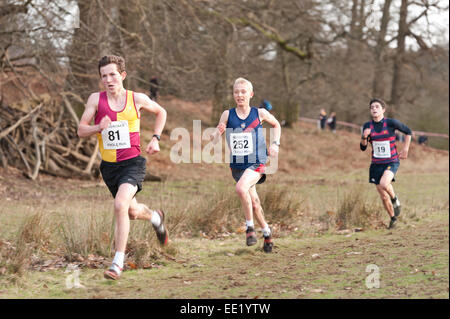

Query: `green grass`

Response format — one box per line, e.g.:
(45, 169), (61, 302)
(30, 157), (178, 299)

(0, 168), (448, 299)
(0, 209), (447, 299)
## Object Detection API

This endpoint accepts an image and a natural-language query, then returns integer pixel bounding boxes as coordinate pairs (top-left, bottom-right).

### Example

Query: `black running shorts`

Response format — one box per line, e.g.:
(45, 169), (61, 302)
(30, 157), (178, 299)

(100, 156), (146, 198)
(369, 162), (399, 185)
(231, 163), (266, 184)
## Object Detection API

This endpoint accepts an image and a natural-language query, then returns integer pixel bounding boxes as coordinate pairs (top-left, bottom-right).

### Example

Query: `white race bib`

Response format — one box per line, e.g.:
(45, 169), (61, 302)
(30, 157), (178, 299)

(372, 140), (391, 158)
(230, 132), (253, 156)
(101, 121), (131, 150)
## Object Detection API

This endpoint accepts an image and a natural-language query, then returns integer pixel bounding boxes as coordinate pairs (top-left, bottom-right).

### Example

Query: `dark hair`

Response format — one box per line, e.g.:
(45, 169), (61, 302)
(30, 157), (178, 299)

(98, 55), (126, 75)
(369, 98), (386, 108)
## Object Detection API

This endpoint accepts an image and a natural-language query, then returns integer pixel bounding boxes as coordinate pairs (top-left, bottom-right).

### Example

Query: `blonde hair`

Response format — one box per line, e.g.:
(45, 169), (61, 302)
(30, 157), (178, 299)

(233, 77), (253, 92)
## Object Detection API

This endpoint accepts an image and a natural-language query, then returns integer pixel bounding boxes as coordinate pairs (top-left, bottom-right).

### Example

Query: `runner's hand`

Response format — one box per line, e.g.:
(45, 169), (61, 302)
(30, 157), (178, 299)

(210, 123), (226, 142)
(146, 138), (160, 155)
(217, 123), (226, 135)
(363, 128), (371, 139)
(99, 115), (111, 130)
(399, 149), (408, 159)
(268, 144), (279, 157)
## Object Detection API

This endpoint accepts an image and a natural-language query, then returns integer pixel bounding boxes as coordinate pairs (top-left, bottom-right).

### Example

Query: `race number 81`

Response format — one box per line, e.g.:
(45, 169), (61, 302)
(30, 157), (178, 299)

(102, 121), (131, 150)
(108, 130), (120, 141)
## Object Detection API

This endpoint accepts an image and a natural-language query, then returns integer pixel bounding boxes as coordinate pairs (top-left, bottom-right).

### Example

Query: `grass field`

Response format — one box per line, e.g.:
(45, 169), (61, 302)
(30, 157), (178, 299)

(0, 163), (448, 299)
(1, 211), (447, 299)
(0, 111), (448, 299)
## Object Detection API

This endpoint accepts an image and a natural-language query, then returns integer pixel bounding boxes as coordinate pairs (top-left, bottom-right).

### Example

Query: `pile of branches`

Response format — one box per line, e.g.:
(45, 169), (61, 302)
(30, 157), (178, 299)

(0, 97), (100, 180)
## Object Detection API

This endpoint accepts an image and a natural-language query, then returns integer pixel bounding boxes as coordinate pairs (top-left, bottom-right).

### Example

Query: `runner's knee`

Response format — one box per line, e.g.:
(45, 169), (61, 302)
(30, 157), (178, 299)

(377, 188), (390, 201)
(235, 184), (248, 198)
(114, 200), (129, 214)
(376, 185), (387, 196)
(378, 181), (390, 191)
(251, 198), (260, 210)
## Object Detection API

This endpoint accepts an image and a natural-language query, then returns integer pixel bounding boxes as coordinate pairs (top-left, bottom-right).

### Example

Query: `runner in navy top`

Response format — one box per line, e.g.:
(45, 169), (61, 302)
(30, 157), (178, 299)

(360, 98), (412, 229)
(226, 106), (267, 171)
(210, 77), (281, 253)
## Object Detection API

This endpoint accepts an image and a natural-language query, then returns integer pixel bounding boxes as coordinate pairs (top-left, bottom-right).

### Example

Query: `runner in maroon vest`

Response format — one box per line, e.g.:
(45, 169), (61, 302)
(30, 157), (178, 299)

(360, 98), (412, 229)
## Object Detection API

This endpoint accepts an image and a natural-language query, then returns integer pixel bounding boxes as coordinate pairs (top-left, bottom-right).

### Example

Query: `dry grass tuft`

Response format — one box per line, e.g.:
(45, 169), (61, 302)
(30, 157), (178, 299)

(58, 210), (114, 260)
(259, 186), (305, 223)
(2, 211), (50, 275)
(180, 189), (242, 236)
(167, 185), (305, 238)
(333, 188), (383, 230)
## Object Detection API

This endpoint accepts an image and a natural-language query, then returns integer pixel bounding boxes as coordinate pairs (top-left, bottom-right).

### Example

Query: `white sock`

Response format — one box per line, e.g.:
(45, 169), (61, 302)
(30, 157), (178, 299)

(150, 210), (161, 227)
(246, 220), (254, 229)
(112, 251), (125, 272)
(262, 225), (271, 237)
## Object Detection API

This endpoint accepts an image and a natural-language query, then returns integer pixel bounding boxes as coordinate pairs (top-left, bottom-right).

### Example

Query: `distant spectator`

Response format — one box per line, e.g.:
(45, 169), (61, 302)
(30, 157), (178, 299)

(149, 76), (159, 101)
(327, 111), (336, 133)
(259, 99), (273, 111)
(318, 108), (327, 130)
(418, 135), (428, 145)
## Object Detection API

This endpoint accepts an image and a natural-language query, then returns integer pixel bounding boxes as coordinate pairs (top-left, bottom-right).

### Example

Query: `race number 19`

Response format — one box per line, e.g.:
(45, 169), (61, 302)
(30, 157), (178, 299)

(372, 140), (390, 158)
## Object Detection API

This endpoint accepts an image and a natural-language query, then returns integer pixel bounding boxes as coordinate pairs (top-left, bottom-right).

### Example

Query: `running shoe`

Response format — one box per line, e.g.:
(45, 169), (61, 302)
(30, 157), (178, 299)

(153, 210), (169, 246)
(246, 227), (257, 246)
(388, 217), (397, 229)
(104, 263), (122, 280)
(391, 196), (401, 217)
(263, 235), (273, 253)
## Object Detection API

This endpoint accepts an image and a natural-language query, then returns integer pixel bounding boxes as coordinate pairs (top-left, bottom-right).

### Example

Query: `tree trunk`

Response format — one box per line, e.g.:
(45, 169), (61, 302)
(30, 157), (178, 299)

(119, 0), (140, 90)
(67, 0), (123, 106)
(345, 0), (360, 62)
(211, 29), (234, 123)
(280, 50), (298, 128)
(212, 63), (233, 123)
(390, 0), (409, 116)
(372, 0), (393, 98)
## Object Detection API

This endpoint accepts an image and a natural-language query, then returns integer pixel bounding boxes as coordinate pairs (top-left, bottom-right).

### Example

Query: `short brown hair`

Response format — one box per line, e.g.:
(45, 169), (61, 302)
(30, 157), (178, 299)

(369, 98), (386, 109)
(98, 55), (126, 75)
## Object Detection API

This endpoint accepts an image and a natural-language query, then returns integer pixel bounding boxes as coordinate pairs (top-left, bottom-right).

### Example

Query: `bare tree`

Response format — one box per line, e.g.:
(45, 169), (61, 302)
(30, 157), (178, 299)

(389, 0), (409, 115)
(372, 0), (393, 98)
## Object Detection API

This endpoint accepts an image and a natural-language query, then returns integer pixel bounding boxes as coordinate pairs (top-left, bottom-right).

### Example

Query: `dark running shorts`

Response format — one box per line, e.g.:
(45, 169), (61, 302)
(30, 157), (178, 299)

(231, 163), (266, 185)
(369, 162), (399, 185)
(100, 156), (146, 198)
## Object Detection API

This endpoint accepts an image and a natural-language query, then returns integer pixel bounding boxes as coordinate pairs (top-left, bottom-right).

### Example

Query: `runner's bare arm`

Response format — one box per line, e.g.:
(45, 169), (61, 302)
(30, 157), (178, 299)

(210, 110), (229, 144)
(77, 93), (110, 138)
(134, 92), (167, 155)
(258, 108), (281, 156)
